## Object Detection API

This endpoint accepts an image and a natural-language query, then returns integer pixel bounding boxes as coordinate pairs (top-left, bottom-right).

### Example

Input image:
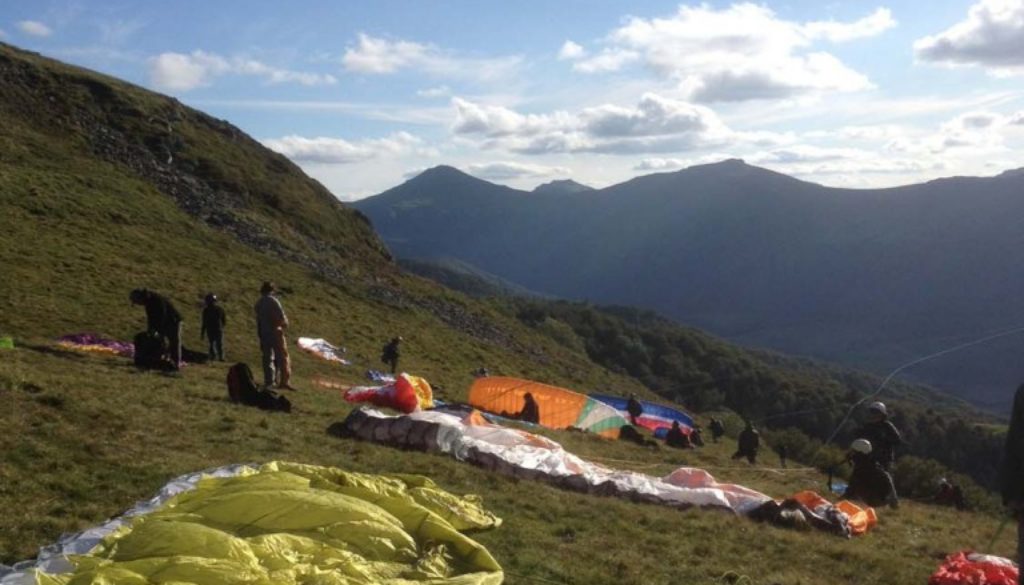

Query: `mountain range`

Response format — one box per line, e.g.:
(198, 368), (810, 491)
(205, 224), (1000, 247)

(354, 161), (1024, 411)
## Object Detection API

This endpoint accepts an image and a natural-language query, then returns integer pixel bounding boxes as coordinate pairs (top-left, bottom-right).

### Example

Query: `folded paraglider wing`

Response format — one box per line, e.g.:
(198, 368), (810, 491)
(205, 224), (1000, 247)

(468, 377), (626, 438)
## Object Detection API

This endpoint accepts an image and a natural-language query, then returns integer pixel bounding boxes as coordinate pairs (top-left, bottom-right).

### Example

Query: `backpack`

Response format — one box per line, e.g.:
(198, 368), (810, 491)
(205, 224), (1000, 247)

(133, 331), (170, 370)
(226, 363), (291, 413)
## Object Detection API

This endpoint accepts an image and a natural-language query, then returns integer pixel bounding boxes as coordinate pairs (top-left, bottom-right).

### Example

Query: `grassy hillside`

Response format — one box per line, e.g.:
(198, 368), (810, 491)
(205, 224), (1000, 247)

(0, 42), (1017, 585)
(1, 348), (1016, 584)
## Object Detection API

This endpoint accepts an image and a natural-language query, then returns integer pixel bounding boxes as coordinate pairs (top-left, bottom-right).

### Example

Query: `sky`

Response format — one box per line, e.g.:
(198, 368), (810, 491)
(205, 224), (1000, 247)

(2, 0), (1023, 200)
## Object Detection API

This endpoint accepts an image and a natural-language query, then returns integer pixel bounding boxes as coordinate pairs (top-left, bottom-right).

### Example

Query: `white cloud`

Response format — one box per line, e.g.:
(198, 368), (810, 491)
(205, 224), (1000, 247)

(558, 40), (586, 60)
(572, 48), (640, 73)
(148, 51), (337, 92)
(1009, 110), (1024, 125)
(342, 33), (521, 81)
(466, 161), (570, 180)
(915, 0), (1024, 76)
(17, 20), (52, 37)
(262, 132), (423, 164)
(417, 85), (451, 98)
(451, 93), (735, 155)
(803, 8), (896, 42)
(570, 3), (885, 102)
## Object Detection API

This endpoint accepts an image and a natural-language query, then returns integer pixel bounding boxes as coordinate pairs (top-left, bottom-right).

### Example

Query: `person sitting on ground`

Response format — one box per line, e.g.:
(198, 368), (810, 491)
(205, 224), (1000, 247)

(381, 336), (402, 375)
(200, 293), (227, 361)
(518, 392), (540, 424)
(710, 417), (726, 443)
(857, 401), (903, 471)
(130, 288), (183, 370)
(620, 424), (658, 448)
(690, 424), (705, 447)
(843, 438), (899, 508)
(936, 478), (967, 510)
(254, 281), (293, 390)
(732, 421), (760, 464)
(665, 421), (693, 449)
(626, 393), (644, 425)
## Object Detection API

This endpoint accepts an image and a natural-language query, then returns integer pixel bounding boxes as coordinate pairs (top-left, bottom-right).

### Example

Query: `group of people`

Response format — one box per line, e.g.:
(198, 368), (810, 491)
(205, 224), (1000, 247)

(130, 282), (403, 392)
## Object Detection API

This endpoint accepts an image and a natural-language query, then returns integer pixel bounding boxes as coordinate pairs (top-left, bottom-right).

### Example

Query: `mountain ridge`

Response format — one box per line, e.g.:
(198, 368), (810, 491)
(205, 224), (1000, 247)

(355, 160), (1024, 410)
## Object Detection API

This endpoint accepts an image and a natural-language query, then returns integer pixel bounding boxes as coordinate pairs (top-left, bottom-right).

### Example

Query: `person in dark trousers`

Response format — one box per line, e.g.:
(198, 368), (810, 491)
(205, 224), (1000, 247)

(626, 393), (644, 425)
(710, 418), (726, 443)
(732, 421), (760, 464)
(1001, 383), (1024, 567)
(690, 424), (705, 447)
(200, 293), (226, 361)
(777, 445), (788, 468)
(381, 337), (402, 375)
(844, 438), (898, 508)
(857, 401), (903, 471)
(130, 288), (182, 370)
(518, 392), (540, 424)
(665, 421), (693, 449)
(254, 281), (292, 390)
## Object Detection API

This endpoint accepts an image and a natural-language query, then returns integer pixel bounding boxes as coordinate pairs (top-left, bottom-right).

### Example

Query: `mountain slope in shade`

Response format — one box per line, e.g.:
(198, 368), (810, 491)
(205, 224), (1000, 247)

(355, 161), (1024, 410)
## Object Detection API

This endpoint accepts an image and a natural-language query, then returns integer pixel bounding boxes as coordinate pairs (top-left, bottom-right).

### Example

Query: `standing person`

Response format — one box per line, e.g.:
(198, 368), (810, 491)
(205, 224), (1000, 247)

(626, 393), (644, 426)
(1001, 383), (1024, 566)
(200, 293), (226, 361)
(732, 421), (760, 464)
(857, 402), (903, 471)
(710, 417), (726, 443)
(381, 337), (402, 375)
(777, 444), (788, 468)
(254, 281), (292, 390)
(130, 288), (182, 370)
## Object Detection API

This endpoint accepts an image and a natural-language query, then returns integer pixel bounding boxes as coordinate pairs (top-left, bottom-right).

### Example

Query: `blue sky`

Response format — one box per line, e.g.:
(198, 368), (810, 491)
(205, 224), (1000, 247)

(2, 0), (1023, 199)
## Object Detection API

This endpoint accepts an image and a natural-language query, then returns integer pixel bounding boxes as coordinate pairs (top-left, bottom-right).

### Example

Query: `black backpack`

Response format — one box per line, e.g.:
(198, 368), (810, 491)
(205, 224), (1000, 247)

(226, 363), (291, 413)
(134, 331), (169, 370)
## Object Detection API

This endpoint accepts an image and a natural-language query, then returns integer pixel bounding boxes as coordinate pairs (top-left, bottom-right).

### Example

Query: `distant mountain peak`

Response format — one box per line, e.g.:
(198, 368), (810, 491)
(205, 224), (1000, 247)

(532, 179), (594, 195)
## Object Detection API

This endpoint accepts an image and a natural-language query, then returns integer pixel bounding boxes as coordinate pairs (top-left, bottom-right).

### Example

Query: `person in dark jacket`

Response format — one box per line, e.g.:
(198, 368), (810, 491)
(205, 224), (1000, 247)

(936, 478), (967, 511)
(1001, 383), (1024, 566)
(381, 337), (402, 375)
(130, 288), (182, 370)
(518, 392), (540, 424)
(777, 444), (788, 469)
(857, 402), (903, 471)
(732, 421), (760, 464)
(844, 438), (898, 508)
(690, 424), (705, 447)
(710, 418), (726, 443)
(665, 421), (693, 449)
(626, 393), (644, 425)
(200, 293), (227, 361)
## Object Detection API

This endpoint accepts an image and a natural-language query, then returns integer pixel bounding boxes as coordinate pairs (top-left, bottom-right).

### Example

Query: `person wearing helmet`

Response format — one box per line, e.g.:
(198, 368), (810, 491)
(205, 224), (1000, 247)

(844, 438), (898, 508)
(200, 293), (227, 361)
(857, 401), (903, 471)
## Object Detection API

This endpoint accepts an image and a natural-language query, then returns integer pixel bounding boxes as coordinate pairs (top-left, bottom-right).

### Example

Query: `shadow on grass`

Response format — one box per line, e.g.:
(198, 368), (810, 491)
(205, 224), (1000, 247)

(21, 343), (89, 360)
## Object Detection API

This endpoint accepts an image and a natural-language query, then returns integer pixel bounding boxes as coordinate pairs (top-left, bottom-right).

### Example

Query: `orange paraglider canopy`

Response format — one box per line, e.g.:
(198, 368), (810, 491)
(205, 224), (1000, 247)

(468, 377), (625, 438)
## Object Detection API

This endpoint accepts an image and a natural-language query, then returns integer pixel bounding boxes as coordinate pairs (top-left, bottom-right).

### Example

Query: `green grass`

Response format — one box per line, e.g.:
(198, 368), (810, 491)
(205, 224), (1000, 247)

(0, 346), (1016, 584)
(0, 41), (1016, 585)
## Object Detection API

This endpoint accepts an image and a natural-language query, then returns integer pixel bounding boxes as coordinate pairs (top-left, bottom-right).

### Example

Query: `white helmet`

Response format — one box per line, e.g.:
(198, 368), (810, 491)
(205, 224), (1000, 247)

(868, 401), (887, 416)
(851, 438), (873, 454)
